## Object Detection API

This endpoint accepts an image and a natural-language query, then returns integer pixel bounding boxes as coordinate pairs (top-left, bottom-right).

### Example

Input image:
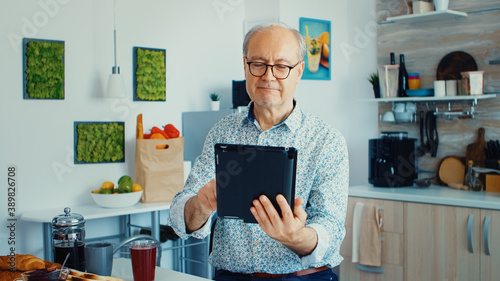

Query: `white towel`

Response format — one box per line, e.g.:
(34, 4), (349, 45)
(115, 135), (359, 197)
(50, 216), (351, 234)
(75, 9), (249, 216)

(351, 202), (364, 263)
(359, 204), (383, 267)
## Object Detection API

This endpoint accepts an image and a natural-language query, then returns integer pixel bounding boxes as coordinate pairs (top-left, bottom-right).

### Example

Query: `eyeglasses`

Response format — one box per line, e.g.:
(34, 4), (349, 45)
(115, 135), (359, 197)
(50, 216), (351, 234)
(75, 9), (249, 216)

(246, 61), (301, 80)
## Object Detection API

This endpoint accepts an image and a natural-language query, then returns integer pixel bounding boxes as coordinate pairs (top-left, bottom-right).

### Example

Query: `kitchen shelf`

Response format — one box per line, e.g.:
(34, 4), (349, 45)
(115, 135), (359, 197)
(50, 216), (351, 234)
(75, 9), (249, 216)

(381, 10), (467, 24)
(361, 94), (497, 103)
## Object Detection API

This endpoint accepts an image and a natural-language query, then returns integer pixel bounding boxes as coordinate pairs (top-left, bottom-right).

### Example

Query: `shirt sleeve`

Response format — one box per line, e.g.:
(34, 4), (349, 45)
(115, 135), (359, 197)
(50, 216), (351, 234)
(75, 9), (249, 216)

(300, 130), (349, 267)
(167, 119), (224, 239)
(168, 194), (214, 240)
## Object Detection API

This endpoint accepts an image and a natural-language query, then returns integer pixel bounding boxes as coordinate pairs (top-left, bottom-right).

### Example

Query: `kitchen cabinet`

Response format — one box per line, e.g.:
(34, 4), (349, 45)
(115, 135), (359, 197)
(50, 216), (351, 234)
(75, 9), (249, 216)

(405, 203), (499, 281)
(341, 187), (500, 281)
(480, 209), (500, 281)
(340, 197), (404, 281)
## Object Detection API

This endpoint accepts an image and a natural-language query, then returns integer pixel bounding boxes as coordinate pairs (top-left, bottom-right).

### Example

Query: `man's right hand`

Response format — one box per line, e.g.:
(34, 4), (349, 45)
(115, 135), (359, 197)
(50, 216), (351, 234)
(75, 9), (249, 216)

(197, 178), (217, 212)
(184, 179), (217, 233)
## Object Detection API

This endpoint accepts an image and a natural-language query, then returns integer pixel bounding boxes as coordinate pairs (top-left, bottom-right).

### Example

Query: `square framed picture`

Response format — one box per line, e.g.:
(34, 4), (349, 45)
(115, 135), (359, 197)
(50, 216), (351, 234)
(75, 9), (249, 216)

(133, 47), (166, 101)
(23, 38), (65, 99)
(74, 121), (125, 164)
(299, 18), (331, 80)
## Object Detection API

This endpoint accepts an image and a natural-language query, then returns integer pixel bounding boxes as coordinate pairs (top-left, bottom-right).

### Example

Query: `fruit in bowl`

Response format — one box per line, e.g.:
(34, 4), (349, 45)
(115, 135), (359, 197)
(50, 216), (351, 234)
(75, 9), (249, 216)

(91, 176), (143, 208)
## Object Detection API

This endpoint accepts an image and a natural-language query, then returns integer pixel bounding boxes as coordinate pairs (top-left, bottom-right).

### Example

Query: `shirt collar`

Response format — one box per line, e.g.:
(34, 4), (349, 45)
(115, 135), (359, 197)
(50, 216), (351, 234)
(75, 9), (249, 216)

(242, 100), (302, 134)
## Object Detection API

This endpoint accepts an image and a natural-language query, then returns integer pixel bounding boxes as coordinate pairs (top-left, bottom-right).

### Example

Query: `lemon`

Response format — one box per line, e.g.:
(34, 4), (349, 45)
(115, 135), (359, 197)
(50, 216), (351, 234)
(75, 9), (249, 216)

(118, 175), (133, 185)
(101, 181), (115, 190)
(318, 31), (329, 46)
(92, 189), (100, 194)
(132, 183), (142, 192)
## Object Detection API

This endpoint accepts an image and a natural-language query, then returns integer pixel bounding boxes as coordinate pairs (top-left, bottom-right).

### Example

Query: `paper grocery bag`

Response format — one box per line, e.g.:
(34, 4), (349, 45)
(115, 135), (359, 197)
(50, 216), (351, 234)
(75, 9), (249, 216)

(135, 137), (184, 203)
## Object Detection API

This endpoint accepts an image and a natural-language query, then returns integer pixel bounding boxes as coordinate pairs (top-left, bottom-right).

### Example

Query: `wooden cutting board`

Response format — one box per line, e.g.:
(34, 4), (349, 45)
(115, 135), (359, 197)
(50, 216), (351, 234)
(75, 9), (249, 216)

(438, 156), (466, 186)
(466, 127), (487, 168)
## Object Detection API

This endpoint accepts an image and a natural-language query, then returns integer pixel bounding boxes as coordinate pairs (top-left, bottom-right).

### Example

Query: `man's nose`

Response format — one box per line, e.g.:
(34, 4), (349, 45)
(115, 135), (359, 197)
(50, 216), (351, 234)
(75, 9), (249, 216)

(262, 65), (276, 81)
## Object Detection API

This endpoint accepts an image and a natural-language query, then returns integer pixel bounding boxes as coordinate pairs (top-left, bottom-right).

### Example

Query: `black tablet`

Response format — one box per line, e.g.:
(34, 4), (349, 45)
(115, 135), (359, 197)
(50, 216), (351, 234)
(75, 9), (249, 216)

(215, 143), (297, 223)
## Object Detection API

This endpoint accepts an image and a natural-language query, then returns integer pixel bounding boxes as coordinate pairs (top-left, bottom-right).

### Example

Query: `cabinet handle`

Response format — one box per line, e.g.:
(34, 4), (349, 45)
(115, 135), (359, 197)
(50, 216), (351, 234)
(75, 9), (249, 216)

(467, 214), (474, 253)
(484, 216), (491, 256)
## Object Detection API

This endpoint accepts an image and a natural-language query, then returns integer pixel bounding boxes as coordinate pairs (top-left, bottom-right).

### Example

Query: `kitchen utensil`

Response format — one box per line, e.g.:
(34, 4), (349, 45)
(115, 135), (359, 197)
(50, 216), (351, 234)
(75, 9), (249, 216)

(425, 110), (439, 157)
(382, 111), (395, 122)
(416, 110), (427, 157)
(414, 177), (434, 187)
(90, 190), (143, 208)
(130, 240), (158, 281)
(406, 88), (434, 97)
(437, 156), (465, 186)
(434, 80), (446, 97)
(436, 51), (478, 81)
(465, 127), (486, 168)
(85, 242), (113, 276)
(485, 140), (500, 169)
(52, 207), (86, 271)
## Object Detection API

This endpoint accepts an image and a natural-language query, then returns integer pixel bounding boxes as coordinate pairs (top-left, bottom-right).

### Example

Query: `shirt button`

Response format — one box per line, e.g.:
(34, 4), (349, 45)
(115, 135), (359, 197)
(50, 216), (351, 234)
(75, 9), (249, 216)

(254, 240), (260, 245)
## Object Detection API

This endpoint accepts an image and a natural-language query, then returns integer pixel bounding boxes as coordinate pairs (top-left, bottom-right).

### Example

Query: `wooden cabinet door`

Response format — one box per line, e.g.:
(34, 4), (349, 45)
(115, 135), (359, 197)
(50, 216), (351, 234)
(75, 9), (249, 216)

(405, 203), (481, 281)
(340, 197), (404, 281)
(480, 209), (500, 281)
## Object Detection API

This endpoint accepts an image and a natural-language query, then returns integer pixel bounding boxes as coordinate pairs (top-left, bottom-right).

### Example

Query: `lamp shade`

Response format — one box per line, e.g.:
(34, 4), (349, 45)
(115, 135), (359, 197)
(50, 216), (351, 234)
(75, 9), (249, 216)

(106, 73), (127, 98)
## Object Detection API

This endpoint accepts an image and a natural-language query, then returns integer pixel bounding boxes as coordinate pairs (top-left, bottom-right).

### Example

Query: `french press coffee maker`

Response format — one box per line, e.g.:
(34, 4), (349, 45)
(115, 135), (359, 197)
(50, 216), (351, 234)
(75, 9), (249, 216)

(52, 207), (86, 271)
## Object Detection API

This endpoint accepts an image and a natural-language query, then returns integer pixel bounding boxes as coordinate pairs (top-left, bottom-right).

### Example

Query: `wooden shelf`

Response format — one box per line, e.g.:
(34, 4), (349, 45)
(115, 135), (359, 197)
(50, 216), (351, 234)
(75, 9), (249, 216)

(360, 94), (497, 103)
(382, 10), (467, 24)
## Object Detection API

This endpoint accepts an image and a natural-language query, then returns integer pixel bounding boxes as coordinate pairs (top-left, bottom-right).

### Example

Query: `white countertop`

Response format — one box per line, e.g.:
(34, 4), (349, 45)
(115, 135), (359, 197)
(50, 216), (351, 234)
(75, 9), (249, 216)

(21, 202), (171, 223)
(349, 185), (500, 210)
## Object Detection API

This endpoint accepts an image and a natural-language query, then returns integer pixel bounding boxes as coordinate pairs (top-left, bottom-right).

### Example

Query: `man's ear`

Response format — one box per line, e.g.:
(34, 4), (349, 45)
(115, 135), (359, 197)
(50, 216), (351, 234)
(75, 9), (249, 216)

(295, 61), (305, 84)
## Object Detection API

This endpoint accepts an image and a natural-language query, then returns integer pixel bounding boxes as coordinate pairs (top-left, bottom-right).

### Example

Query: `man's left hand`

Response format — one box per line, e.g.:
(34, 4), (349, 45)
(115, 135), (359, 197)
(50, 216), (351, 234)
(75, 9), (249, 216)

(250, 195), (318, 256)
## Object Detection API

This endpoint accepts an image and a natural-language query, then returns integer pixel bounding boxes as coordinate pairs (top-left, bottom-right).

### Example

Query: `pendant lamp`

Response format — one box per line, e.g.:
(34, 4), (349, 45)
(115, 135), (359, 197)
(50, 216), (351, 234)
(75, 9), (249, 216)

(106, 0), (126, 98)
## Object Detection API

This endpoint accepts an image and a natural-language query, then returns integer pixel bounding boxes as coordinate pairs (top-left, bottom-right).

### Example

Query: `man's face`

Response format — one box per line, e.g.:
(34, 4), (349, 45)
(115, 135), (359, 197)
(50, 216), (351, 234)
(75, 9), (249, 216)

(244, 26), (304, 110)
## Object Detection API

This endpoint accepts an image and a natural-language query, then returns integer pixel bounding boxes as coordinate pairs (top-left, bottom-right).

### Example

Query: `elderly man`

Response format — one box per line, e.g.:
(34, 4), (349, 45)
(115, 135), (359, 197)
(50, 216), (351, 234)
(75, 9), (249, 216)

(169, 22), (348, 281)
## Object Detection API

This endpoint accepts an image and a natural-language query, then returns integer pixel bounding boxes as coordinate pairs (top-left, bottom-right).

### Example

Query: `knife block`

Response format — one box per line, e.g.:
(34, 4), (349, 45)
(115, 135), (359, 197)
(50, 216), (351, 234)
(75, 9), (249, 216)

(486, 174), (500, 193)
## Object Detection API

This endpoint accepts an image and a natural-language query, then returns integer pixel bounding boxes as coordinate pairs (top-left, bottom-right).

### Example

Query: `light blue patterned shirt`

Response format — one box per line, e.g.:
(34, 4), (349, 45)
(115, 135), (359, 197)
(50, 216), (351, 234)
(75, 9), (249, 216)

(168, 102), (349, 274)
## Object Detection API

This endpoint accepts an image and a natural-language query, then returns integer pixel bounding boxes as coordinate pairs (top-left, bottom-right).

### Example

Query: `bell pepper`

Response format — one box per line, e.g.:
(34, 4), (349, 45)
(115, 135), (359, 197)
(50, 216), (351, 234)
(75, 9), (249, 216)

(163, 124), (180, 138)
(151, 126), (170, 139)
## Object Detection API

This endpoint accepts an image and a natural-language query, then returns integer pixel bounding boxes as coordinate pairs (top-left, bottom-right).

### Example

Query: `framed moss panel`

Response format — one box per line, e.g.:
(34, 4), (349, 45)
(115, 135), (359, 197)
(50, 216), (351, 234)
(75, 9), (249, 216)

(23, 38), (65, 99)
(74, 121), (125, 164)
(133, 46), (166, 101)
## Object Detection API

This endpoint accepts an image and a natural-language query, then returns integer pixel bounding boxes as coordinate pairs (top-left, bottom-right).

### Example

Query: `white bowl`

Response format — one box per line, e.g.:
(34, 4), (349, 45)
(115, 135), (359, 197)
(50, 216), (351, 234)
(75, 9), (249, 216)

(91, 191), (143, 208)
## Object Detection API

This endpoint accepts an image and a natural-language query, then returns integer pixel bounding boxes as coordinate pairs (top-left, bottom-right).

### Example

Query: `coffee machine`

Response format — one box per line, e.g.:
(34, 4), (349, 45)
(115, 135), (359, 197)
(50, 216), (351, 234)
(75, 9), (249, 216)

(369, 132), (417, 187)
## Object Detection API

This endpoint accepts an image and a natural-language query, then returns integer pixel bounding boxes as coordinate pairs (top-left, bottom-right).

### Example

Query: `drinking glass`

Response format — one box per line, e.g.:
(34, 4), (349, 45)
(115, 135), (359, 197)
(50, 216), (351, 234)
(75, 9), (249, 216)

(129, 240), (157, 281)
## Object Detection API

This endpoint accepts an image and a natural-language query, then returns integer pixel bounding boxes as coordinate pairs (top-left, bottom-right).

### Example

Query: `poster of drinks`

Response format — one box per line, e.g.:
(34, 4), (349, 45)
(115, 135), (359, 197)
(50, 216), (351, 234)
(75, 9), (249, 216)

(299, 17), (331, 80)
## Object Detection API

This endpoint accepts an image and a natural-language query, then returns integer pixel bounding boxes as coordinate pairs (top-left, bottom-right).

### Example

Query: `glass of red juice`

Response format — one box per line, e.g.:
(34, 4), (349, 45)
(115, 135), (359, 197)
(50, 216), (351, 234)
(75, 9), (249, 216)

(129, 240), (157, 281)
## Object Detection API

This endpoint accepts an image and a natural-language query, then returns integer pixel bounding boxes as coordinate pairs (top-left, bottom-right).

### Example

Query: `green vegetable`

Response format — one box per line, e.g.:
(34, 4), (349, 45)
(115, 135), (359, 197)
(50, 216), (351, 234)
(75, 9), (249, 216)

(76, 122), (124, 163)
(135, 48), (166, 101)
(25, 40), (65, 99)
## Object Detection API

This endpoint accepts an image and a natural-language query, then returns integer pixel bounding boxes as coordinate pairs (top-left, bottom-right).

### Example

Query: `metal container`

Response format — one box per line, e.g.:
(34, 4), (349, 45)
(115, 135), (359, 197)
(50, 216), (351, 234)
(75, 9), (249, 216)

(52, 207), (86, 271)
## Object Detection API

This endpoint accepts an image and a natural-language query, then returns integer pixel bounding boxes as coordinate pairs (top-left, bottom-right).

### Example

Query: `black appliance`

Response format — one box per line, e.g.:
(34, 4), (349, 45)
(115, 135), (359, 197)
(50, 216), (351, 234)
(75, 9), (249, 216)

(369, 132), (417, 187)
(232, 80), (251, 108)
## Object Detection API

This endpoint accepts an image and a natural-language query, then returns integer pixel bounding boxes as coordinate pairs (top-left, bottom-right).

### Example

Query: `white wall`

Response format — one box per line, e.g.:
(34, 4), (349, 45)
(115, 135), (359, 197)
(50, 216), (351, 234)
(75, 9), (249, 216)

(0, 0), (377, 259)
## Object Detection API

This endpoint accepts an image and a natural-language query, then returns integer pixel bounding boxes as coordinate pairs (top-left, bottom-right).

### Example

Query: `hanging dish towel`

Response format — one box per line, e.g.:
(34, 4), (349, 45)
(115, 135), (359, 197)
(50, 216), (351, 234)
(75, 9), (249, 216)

(351, 202), (364, 263)
(359, 204), (384, 267)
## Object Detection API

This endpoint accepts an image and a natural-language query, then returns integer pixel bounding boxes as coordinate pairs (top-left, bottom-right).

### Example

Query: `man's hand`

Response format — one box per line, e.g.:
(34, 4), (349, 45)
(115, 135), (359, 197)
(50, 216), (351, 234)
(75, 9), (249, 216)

(185, 179), (217, 233)
(250, 195), (318, 256)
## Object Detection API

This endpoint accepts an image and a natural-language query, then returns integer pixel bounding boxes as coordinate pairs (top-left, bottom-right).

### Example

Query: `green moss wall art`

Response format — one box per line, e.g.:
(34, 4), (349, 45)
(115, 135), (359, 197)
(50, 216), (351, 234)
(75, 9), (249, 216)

(74, 122), (125, 164)
(23, 38), (65, 99)
(133, 47), (166, 101)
